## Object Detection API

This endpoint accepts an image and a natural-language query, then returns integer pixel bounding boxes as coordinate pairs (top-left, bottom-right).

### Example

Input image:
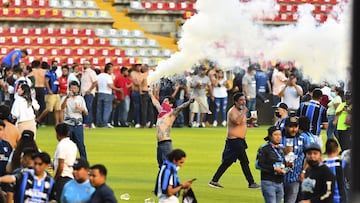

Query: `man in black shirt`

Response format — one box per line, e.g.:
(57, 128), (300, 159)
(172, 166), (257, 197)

(300, 143), (335, 203)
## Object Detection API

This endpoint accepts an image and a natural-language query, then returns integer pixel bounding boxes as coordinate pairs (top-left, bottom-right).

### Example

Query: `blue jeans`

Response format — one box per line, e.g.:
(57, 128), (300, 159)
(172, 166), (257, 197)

(246, 98), (256, 118)
(131, 91), (141, 125)
(284, 182), (300, 203)
(273, 95), (281, 106)
(96, 93), (113, 127)
(68, 124), (87, 160)
(83, 94), (94, 125)
(326, 115), (338, 139)
(119, 96), (130, 125)
(261, 180), (284, 203)
(173, 99), (184, 127)
(157, 141), (173, 168)
(214, 97), (227, 122)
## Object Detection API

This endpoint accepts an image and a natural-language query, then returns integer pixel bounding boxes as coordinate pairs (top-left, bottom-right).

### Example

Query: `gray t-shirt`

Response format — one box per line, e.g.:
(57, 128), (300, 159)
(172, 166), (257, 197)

(242, 74), (256, 98)
(191, 75), (210, 97)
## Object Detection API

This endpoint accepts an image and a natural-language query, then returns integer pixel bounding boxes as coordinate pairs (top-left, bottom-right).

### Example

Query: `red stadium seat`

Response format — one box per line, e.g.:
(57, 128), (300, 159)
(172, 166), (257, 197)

(95, 38), (109, 46)
(85, 38), (95, 46)
(49, 8), (62, 18)
(165, 2), (176, 10)
(25, 48), (34, 55)
(50, 48), (60, 56)
(69, 37), (82, 46)
(37, 0), (49, 7)
(35, 37), (45, 46)
(35, 47), (49, 55)
(44, 37), (59, 46)
(22, 37), (33, 45)
(155, 2), (164, 10)
(75, 48), (85, 56)
(0, 27), (9, 35)
(81, 28), (95, 37)
(85, 48), (98, 56)
(60, 47), (73, 56)
(45, 27), (56, 36)
(10, 36), (20, 45)
(57, 27), (69, 36)
(0, 47), (9, 55)
(110, 48), (123, 57)
(60, 38), (69, 46)
(33, 27), (43, 36)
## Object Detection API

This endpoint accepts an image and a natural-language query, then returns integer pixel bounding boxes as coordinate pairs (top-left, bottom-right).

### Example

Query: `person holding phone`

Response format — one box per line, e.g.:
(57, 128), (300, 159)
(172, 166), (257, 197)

(155, 149), (194, 203)
(61, 81), (88, 160)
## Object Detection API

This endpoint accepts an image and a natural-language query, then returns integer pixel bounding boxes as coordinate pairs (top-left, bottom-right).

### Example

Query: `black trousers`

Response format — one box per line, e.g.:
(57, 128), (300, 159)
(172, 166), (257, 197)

(53, 176), (72, 202)
(140, 93), (153, 126)
(211, 138), (255, 185)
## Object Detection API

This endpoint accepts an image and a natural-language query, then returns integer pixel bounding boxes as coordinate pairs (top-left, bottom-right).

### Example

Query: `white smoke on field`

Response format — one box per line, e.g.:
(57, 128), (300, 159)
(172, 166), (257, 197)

(148, 0), (351, 85)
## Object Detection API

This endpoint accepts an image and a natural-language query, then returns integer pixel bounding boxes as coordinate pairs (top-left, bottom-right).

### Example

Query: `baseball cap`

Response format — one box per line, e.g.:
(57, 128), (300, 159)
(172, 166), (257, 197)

(304, 143), (322, 153)
(285, 116), (298, 127)
(272, 102), (288, 111)
(264, 126), (281, 141)
(73, 158), (89, 170)
(22, 130), (34, 140)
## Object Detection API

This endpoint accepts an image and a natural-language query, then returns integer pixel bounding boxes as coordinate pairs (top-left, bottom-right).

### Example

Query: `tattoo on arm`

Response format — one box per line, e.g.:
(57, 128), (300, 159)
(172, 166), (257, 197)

(173, 100), (191, 116)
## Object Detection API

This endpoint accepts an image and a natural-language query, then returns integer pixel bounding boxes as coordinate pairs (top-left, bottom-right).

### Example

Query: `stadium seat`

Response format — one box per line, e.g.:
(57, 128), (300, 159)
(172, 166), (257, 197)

(49, 0), (60, 8)
(161, 49), (172, 57)
(22, 37), (33, 45)
(101, 48), (111, 56)
(94, 28), (107, 37)
(97, 10), (112, 19)
(81, 28), (95, 37)
(49, 8), (62, 18)
(45, 27), (56, 36)
(124, 48), (136, 56)
(59, 47), (73, 56)
(85, 48), (98, 56)
(130, 29), (145, 38)
(149, 48), (160, 57)
(33, 27), (43, 36)
(25, 48), (33, 55)
(142, 2), (155, 10)
(165, 2), (176, 10)
(155, 2), (164, 10)
(85, 10), (97, 18)
(85, 1), (98, 9)
(85, 38), (95, 46)
(37, 0), (48, 7)
(119, 38), (132, 47)
(118, 29), (130, 38)
(145, 39), (159, 47)
(75, 48), (85, 56)
(69, 37), (82, 46)
(36, 47), (49, 55)
(108, 28), (119, 37)
(35, 37), (45, 46)
(45, 37), (59, 46)
(50, 48), (59, 56)
(74, 9), (86, 18)
(109, 38), (120, 46)
(141, 57), (150, 65)
(58, 27), (69, 36)
(0, 47), (8, 55)
(62, 9), (74, 18)
(136, 48), (148, 56)
(73, 0), (85, 8)
(110, 48), (123, 56)
(95, 38), (109, 46)
(129, 1), (143, 9)
(112, 57), (123, 66)
(133, 38), (146, 47)
(0, 27), (8, 35)
(10, 36), (20, 45)
(60, 38), (69, 45)
(9, 27), (20, 35)
(60, 0), (73, 8)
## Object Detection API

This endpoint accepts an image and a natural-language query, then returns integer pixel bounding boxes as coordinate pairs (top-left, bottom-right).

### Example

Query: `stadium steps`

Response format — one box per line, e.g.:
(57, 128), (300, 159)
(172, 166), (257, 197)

(92, 0), (178, 51)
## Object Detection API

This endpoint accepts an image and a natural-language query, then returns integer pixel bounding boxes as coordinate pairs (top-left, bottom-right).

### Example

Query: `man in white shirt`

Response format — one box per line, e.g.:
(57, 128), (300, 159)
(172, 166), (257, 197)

(278, 73), (303, 114)
(96, 63), (122, 128)
(53, 123), (77, 202)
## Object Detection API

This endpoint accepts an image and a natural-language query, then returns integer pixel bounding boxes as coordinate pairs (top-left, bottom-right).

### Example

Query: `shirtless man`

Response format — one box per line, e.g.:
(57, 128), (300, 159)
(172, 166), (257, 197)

(139, 64), (153, 127)
(129, 64), (142, 128)
(209, 92), (260, 189)
(149, 92), (194, 167)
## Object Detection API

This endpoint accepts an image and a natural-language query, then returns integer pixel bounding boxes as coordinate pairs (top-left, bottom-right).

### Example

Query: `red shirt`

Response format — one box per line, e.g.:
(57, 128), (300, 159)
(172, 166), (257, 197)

(58, 75), (68, 95)
(114, 74), (132, 100)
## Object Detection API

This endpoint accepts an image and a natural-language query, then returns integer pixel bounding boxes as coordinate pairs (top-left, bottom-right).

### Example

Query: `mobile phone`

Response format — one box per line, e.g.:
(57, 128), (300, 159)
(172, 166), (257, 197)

(190, 178), (197, 182)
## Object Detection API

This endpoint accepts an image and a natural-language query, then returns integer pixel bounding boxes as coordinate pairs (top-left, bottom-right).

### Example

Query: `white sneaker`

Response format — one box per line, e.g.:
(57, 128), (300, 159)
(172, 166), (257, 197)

(146, 121), (151, 128)
(90, 123), (96, 129)
(213, 121), (218, 127)
(135, 124), (141, 128)
(222, 120), (227, 127)
(107, 123), (114, 128)
(201, 122), (206, 128)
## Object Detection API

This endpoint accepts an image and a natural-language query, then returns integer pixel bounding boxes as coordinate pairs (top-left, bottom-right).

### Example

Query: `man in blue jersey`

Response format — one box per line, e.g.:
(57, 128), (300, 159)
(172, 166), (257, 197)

(0, 152), (55, 203)
(280, 116), (307, 203)
(255, 63), (271, 103)
(1, 49), (28, 69)
(273, 102), (289, 132)
(298, 88), (328, 147)
(323, 139), (347, 203)
(61, 158), (95, 203)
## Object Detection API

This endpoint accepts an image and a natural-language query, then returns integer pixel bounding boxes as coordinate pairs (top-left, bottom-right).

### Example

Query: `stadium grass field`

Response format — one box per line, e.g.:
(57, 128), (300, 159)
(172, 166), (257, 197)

(35, 125), (325, 203)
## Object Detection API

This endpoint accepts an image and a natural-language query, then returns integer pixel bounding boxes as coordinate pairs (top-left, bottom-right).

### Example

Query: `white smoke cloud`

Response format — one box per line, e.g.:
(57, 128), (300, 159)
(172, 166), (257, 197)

(148, 0), (351, 85)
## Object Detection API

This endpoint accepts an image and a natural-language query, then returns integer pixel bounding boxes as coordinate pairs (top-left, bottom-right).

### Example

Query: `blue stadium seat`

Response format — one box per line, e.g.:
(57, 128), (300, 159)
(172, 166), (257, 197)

(118, 29), (130, 38)
(130, 29), (145, 38)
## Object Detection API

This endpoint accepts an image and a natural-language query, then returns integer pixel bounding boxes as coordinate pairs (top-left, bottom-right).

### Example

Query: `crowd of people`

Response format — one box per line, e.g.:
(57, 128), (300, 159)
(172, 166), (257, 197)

(0, 48), (353, 203)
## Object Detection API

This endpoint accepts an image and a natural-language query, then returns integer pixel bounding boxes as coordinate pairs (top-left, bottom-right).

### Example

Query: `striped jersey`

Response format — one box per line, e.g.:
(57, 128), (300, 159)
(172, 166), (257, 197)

(323, 157), (347, 203)
(298, 100), (327, 135)
(280, 134), (306, 183)
(155, 160), (181, 198)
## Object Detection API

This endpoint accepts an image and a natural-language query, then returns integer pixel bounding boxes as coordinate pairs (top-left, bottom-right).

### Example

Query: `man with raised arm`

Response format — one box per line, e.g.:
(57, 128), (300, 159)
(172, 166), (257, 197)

(149, 91), (194, 167)
(209, 92), (260, 189)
